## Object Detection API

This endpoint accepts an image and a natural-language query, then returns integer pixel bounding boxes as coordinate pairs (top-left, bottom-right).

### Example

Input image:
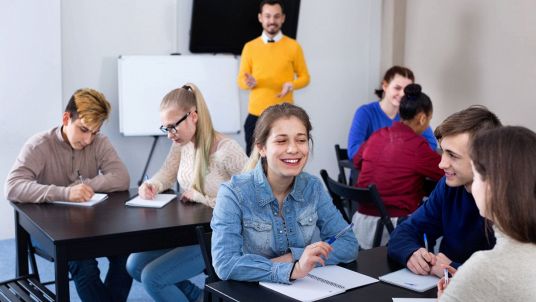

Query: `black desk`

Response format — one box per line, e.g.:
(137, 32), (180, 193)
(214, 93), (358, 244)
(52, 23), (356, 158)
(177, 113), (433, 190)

(11, 190), (213, 302)
(206, 247), (436, 301)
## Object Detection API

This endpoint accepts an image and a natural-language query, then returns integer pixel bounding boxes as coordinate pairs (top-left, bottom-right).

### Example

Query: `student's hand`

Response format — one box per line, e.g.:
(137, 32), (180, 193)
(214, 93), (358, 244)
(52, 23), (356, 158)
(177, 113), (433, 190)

(138, 182), (157, 200)
(244, 73), (256, 89)
(179, 189), (196, 203)
(430, 252), (452, 278)
(69, 184), (94, 202)
(291, 242), (333, 279)
(437, 264), (457, 298)
(407, 247), (437, 275)
(277, 82), (293, 98)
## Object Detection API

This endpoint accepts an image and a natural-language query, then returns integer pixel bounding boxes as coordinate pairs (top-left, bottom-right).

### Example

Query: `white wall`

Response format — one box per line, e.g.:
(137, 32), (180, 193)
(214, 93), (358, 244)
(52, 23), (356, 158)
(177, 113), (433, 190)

(0, 0), (380, 239)
(61, 1), (381, 188)
(0, 0), (62, 239)
(403, 0), (536, 129)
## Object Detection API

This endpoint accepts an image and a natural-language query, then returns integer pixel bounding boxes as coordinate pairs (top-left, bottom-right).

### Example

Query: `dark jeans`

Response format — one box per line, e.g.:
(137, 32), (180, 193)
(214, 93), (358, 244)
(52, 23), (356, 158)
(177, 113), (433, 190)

(244, 114), (258, 156)
(68, 255), (133, 302)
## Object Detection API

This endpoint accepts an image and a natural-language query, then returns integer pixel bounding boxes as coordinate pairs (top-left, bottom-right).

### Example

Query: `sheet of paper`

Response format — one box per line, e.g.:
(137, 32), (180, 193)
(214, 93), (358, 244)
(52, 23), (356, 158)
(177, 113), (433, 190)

(51, 193), (108, 207)
(379, 268), (439, 292)
(125, 194), (176, 208)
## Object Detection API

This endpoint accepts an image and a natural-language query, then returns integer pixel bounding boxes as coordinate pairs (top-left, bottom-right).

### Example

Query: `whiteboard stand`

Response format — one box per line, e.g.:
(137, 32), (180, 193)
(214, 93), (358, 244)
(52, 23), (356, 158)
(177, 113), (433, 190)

(138, 136), (160, 186)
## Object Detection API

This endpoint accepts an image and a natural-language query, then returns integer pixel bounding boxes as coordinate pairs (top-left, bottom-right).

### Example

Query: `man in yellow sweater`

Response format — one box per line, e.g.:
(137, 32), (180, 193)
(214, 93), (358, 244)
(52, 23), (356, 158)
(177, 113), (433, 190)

(238, 0), (310, 155)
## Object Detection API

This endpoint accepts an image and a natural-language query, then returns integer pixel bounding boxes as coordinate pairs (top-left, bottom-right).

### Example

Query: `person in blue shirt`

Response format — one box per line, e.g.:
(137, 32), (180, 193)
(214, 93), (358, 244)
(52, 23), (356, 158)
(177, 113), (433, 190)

(388, 105), (501, 277)
(211, 103), (357, 283)
(347, 66), (437, 159)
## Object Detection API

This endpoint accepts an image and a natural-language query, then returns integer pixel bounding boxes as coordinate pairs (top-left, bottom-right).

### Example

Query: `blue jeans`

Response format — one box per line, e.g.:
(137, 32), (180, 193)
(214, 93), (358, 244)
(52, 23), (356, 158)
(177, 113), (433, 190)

(126, 245), (204, 302)
(68, 255), (132, 302)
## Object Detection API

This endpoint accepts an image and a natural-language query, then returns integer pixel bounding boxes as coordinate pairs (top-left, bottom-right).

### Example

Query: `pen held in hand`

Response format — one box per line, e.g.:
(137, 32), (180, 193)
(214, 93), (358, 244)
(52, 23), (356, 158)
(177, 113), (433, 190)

(326, 223), (354, 245)
(77, 170), (84, 184)
(444, 268), (449, 286)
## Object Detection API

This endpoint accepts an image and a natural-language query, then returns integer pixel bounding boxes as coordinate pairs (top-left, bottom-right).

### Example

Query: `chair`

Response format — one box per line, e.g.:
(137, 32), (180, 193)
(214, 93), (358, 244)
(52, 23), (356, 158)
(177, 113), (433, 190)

(334, 144), (359, 186)
(195, 226), (222, 302)
(320, 169), (394, 248)
(0, 239), (56, 301)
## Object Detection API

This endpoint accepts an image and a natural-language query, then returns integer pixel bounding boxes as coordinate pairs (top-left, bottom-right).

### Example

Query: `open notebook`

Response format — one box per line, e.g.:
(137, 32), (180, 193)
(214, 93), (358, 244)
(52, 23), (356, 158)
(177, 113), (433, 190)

(51, 193), (108, 207)
(379, 268), (439, 292)
(259, 265), (378, 302)
(125, 194), (176, 208)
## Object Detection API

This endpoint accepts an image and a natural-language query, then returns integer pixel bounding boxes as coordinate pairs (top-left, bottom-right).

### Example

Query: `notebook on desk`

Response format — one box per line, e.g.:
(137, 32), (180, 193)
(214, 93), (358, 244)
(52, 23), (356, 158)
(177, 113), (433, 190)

(379, 268), (439, 292)
(125, 194), (176, 208)
(259, 265), (378, 302)
(51, 193), (108, 207)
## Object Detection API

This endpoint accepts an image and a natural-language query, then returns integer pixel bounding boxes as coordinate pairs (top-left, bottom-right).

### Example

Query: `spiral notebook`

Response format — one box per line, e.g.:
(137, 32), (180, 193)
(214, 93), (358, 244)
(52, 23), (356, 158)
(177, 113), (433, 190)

(379, 268), (439, 292)
(259, 265), (378, 302)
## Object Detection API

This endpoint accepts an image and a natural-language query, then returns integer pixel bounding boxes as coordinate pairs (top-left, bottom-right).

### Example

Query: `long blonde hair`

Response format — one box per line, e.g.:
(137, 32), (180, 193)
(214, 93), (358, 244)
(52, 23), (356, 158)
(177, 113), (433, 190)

(160, 83), (216, 194)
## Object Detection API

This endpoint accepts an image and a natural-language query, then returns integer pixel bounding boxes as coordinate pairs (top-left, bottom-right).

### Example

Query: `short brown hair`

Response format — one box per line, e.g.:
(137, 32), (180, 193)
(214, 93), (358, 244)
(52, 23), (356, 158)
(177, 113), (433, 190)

(65, 88), (111, 129)
(434, 105), (501, 141)
(470, 126), (536, 244)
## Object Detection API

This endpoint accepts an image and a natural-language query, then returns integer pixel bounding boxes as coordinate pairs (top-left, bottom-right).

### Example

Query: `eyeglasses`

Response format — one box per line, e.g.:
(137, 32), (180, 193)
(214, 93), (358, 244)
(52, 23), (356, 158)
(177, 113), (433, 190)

(159, 111), (192, 134)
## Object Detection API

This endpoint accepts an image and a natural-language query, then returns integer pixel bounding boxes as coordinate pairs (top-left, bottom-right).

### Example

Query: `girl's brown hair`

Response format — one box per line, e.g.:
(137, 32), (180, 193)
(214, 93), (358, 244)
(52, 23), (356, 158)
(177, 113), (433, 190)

(470, 126), (536, 244)
(374, 65), (415, 99)
(243, 103), (312, 171)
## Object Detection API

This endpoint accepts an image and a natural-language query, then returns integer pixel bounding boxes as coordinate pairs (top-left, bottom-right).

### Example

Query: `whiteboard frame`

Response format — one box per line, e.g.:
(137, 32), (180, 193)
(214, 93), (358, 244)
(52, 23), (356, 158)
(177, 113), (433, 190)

(118, 55), (241, 136)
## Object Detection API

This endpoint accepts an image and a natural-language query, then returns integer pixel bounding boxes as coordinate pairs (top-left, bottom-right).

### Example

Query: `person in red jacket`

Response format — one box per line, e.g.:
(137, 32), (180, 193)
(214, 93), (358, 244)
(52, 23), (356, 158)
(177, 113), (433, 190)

(352, 83), (443, 249)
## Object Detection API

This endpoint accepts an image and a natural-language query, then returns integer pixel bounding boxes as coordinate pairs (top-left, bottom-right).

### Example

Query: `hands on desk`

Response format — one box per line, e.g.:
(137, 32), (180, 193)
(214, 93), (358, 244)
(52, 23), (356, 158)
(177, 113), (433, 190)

(291, 241), (333, 280)
(69, 183), (94, 202)
(139, 182), (157, 200)
(407, 248), (452, 278)
(437, 264), (457, 298)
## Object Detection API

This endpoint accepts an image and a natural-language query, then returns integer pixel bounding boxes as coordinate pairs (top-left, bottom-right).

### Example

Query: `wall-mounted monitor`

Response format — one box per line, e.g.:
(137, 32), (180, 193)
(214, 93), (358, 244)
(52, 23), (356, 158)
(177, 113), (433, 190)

(189, 0), (301, 55)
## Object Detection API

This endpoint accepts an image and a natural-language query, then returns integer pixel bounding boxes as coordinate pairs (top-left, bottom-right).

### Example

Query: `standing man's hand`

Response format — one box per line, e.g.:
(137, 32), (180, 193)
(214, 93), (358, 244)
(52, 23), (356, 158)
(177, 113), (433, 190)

(277, 82), (293, 98)
(244, 73), (257, 89)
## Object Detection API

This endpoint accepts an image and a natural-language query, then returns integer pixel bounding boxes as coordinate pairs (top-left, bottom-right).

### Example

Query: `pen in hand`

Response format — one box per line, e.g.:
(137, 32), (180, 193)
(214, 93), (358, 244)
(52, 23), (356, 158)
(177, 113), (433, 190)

(444, 268), (449, 285)
(326, 223), (354, 244)
(423, 233), (429, 252)
(77, 170), (84, 184)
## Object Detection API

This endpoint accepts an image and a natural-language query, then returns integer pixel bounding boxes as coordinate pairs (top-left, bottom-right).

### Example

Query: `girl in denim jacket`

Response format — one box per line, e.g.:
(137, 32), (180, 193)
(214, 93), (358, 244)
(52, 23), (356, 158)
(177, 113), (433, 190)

(211, 103), (358, 283)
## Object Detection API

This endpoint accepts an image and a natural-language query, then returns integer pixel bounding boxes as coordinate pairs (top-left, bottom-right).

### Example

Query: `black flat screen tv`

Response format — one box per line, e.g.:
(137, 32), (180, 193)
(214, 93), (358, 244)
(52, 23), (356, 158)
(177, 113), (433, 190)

(189, 0), (301, 55)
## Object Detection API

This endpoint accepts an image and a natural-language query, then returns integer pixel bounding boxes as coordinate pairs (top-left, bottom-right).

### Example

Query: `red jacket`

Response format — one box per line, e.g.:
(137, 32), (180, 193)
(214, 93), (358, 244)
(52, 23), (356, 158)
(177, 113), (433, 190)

(353, 122), (443, 217)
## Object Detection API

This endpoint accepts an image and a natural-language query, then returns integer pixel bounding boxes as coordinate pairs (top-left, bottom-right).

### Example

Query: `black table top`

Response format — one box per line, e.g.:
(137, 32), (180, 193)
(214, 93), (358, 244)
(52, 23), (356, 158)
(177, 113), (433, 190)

(10, 189), (213, 244)
(206, 247), (437, 302)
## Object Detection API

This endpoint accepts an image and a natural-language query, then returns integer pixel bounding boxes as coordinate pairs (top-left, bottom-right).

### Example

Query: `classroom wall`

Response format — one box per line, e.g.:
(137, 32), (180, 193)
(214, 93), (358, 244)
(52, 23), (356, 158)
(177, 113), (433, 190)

(61, 0), (381, 192)
(401, 0), (536, 130)
(0, 0), (62, 239)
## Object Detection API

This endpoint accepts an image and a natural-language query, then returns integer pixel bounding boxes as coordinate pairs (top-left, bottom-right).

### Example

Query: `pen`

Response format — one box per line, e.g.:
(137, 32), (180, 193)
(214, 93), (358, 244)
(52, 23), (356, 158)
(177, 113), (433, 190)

(77, 170), (84, 184)
(326, 223), (354, 244)
(423, 233), (429, 251)
(144, 174), (149, 182)
(444, 268), (449, 286)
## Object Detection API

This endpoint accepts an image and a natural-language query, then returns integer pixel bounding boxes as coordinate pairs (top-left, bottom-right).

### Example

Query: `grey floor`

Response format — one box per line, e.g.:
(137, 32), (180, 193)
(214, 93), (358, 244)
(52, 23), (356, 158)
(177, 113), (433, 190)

(0, 238), (205, 301)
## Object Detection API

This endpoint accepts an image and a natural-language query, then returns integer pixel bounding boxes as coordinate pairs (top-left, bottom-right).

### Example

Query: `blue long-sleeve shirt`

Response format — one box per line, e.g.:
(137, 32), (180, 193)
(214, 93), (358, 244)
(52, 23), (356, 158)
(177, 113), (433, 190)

(387, 177), (495, 269)
(347, 101), (437, 159)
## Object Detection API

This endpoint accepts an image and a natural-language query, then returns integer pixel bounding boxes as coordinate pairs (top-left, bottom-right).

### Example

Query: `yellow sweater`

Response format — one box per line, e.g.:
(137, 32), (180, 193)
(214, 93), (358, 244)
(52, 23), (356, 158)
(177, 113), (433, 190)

(237, 36), (310, 116)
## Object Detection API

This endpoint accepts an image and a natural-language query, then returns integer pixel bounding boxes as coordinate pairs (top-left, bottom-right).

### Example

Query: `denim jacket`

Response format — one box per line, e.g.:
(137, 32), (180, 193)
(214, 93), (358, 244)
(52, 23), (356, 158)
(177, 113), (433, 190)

(211, 161), (358, 284)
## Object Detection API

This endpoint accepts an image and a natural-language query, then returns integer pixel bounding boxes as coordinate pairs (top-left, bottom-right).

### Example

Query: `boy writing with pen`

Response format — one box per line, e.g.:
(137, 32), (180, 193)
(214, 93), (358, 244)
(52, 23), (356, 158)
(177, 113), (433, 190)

(388, 106), (501, 278)
(5, 88), (132, 301)
(211, 103), (357, 284)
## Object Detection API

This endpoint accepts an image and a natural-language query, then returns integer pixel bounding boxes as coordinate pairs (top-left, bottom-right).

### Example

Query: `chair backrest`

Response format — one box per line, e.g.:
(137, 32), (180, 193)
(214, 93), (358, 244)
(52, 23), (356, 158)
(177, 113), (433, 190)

(320, 169), (394, 248)
(195, 225), (220, 284)
(334, 144), (358, 186)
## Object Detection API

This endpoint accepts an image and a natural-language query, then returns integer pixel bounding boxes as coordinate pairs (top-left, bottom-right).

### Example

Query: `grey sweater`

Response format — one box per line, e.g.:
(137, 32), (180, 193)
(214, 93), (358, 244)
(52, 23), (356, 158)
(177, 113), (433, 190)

(5, 126), (130, 203)
(440, 227), (536, 302)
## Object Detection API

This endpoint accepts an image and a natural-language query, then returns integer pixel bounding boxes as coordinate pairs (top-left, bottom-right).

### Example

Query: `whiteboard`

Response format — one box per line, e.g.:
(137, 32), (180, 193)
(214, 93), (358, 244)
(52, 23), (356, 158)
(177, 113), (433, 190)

(118, 55), (241, 136)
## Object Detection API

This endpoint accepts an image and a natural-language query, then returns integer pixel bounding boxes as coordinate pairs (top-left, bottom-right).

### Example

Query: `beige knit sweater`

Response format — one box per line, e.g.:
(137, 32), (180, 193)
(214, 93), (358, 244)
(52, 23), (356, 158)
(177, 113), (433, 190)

(147, 137), (247, 208)
(440, 227), (536, 302)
